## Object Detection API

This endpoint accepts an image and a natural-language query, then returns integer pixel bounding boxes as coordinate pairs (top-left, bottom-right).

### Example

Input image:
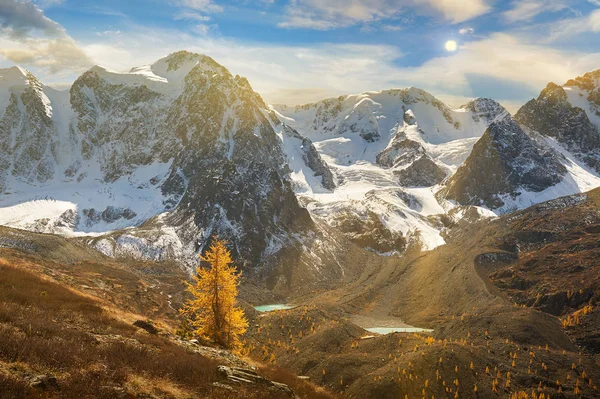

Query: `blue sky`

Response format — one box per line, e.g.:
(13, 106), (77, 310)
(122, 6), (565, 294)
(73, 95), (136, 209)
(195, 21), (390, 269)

(1, 0), (600, 111)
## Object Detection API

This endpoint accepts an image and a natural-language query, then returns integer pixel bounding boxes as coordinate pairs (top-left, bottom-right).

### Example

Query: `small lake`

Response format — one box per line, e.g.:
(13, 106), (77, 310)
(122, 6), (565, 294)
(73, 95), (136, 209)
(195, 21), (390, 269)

(254, 304), (295, 312)
(365, 327), (433, 335)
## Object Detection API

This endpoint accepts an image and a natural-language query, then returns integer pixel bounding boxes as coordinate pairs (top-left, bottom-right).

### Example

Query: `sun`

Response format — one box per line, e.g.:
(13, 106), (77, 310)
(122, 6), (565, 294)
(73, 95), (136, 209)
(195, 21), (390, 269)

(445, 40), (458, 52)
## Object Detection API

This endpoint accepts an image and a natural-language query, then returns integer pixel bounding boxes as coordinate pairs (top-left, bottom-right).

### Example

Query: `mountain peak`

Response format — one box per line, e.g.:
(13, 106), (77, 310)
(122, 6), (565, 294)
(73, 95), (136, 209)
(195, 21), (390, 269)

(438, 114), (567, 210)
(0, 66), (32, 89)
(564, 69), (600, 91)
(150, 50), (229, 81)
(461, 98), (509, 122)
(78, 51), (233, 96)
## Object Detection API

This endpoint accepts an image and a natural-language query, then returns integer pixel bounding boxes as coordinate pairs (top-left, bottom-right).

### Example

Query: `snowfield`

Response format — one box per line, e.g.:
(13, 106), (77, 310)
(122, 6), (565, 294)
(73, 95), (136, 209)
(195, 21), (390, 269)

(274, 90), (508, 251)
(0, 159), (177, 235)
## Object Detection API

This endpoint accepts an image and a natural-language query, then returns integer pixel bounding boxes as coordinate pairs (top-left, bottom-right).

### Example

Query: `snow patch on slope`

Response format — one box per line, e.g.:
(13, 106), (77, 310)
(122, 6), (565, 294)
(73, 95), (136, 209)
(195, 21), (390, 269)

(275, 90), (505, 252)
(0, 160), (178, 235)
(495, 137), (600, 213)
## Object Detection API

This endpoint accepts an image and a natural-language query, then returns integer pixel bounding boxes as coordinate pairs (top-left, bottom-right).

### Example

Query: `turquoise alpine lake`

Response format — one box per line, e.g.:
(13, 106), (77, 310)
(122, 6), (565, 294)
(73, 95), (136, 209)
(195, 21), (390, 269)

(254, 304), (296, 312)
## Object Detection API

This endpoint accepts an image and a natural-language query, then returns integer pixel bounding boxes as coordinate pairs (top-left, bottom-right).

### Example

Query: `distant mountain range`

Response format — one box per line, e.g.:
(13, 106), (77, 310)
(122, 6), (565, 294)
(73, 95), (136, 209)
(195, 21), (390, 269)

(1, 51), (600, 289)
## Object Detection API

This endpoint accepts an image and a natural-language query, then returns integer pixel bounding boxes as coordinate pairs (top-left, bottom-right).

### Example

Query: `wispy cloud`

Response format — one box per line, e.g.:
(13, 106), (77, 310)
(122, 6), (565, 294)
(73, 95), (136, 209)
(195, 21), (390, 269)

(2, 0), (598, 113)
(278, 0), (490, 30)
(396, 33), (600, 94)
(73, 25), (600, 109)
(178, 0), (223, 13)
(33, 0), (66, 8)
(546, 8), (600, 40)
(503, 0), (577, 23)
(0, 35), (93, 74)
(174, 10), (211, 21)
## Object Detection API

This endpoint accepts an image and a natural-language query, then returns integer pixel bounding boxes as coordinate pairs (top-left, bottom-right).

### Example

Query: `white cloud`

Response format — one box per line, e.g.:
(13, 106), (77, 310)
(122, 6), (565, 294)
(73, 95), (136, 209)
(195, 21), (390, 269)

(503, 0), (576, 23)
(0, 0), (93, 75)
(191, 23), (216, 35)
(0, 0), (64, 37)
(459, 27), (474, 35)
(546, 9), (600, 39)
(395, 33), (600, 95)
(34, 0), (66, 8)
(382, 24), (403, 31)
(178, 0), (223, 13)
(413, 0), (490, 23)
(96, 30), (122, 37)
(174, 10), (211, 21)
(71, 25), (600, 110)
(0, 35), (93, 74)
(278, 0), (490, 30)
(3, 7), (598, 114)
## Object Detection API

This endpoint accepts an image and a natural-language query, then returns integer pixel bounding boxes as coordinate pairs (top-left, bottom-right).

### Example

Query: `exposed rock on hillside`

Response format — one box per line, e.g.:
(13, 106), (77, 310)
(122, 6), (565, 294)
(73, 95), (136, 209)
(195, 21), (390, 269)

(438, 115), (566, 210)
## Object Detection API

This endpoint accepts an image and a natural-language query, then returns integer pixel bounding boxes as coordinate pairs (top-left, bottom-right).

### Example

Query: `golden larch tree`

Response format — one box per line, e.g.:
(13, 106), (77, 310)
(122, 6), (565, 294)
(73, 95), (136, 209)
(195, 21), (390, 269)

(181, 238), (248, 351)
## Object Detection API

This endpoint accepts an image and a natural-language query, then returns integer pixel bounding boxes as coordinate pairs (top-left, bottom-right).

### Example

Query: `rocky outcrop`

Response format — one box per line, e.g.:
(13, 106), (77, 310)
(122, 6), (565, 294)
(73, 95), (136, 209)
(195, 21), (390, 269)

(28, 374), (59, 391)
(334, 211), (406, 253)
(282, 124), (335, 190)
(376, 138), (425, 168)
(516, 82), (600, 172)
(460, 98), (508, 123)
(82, 206), (137, 226)
(393, 155), (446, 187)
(564, 69), (600, 110)
(216, 366), (298, 398)
(377, 133), (446, 187)
(438, 115), (567, 210)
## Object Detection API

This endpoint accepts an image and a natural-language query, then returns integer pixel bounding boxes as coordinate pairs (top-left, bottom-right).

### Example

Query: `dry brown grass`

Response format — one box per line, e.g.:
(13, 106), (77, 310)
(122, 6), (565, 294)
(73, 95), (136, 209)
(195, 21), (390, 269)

(0, 262), (246, 398)
(125, 374), (194, 399)
(0, 252), (338, 399)
(257, 364), (338, 399)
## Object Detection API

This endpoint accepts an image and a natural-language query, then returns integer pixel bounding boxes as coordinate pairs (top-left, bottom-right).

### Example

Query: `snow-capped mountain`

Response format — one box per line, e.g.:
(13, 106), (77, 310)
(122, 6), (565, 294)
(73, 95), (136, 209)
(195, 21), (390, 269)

(0, 52), (317, 274)
(3, 52), (600, 274)
(438, 115), (568, 210)
(273, 91), (507, 251)
(438, 70), (600, 213)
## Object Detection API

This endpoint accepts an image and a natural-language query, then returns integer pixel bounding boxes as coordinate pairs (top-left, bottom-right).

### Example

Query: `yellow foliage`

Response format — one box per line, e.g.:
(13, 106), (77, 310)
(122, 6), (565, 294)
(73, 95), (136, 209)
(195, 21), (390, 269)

(180, 238), (248, 351)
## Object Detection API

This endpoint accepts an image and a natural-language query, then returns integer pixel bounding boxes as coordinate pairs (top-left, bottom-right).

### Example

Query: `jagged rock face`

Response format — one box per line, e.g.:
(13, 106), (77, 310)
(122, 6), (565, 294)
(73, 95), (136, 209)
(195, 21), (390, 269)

(376, 128), (447, 187)
(376, 138), (425, 168)
(393, 155), (447, 187)
(70, 69), (167, 180)
(0, 51), (313, 272)
(275, 89), (506, 147)
(82, 206), (136, 226)
(273, 90), (509, 253)
(334, 210), (406, 254)
(0, 70), (58, 191)
(564, 69), (600, 111)
(461, 98), (508, 123)
(438, 116), (567, 210)
(516, 82), (600, 172)
(281, 124), (335, 190)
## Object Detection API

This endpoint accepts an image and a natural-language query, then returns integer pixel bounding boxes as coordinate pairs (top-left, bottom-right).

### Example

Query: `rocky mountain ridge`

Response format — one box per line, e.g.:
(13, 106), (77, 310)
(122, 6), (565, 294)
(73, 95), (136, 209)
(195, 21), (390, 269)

(438, 70), (600, 212)
(2, 54), (600, 286)
(0, 51), (318, 281)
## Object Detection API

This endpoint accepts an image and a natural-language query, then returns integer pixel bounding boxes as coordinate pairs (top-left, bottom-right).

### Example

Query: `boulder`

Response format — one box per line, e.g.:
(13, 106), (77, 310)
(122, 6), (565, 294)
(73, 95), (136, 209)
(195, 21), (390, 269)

(216, 365), (298, 398)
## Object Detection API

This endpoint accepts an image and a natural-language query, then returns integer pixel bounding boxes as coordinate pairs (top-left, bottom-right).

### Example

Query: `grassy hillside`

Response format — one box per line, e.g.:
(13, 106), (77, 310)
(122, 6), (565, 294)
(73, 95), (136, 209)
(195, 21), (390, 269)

(0, 228), (335, 399)
(243, 189), (600, 398)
